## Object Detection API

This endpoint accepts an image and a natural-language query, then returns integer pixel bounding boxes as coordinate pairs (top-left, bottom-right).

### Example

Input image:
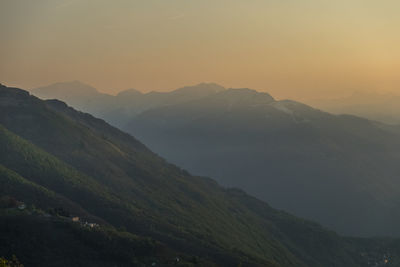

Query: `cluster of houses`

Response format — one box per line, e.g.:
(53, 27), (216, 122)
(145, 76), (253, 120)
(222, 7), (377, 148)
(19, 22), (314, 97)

(361, 252), (391, 266)
(0, 196), (26, 210)
(1, 196), (100, 229)
(71, 216), (99, 228)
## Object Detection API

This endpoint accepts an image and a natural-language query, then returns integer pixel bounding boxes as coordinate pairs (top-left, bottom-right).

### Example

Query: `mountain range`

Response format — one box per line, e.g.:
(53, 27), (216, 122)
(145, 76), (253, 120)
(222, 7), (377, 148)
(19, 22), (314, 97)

(126, 88), (400, 237)
(32, 81), (225, 128)
(31, 81), (400, 237)
(2, 83), (400, 266)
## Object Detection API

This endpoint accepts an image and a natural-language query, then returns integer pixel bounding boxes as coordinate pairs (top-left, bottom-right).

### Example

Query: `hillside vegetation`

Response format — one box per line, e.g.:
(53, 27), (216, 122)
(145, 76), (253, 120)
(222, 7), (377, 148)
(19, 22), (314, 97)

(1, 84), (398, 266)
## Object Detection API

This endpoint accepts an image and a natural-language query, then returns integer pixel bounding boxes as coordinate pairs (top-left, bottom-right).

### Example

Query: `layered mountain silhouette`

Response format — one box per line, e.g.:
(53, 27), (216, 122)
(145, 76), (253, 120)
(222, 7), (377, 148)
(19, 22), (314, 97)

(30, 82), (400, 237)
(126, 89), (400, 237)
(32, 81), (225, 128)
(2, 84), (399, 266)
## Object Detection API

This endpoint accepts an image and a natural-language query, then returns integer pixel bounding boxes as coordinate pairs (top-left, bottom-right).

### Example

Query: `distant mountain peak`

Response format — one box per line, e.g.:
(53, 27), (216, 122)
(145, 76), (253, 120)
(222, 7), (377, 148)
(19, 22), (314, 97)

(226, 87), (257, 93)
(172, 83), (226, 95)
(196, 82), (225, 89)
(33, 81), (98, 94)
(116, 88), (143, 97)
(219, 88), (275, 104)
(47, 80), (96, 90)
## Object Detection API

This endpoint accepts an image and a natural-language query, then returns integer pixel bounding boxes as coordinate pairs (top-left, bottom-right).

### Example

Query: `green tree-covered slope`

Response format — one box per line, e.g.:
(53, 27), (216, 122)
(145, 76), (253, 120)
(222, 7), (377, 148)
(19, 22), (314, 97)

(0, 84), (396, 266)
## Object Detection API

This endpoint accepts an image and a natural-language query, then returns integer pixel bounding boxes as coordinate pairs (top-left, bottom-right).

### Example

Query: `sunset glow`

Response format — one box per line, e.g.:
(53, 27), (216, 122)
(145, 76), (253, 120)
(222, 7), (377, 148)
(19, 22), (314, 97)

(1, 0), (399, 99)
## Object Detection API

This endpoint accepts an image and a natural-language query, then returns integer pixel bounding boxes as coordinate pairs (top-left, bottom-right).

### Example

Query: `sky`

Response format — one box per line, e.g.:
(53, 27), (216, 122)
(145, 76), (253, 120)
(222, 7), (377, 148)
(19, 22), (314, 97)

(0, 0), (399, 100)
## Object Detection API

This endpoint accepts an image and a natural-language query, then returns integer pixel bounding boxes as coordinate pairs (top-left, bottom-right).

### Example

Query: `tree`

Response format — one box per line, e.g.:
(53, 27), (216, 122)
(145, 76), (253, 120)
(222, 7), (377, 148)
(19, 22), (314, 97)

(0, 255), (24, 267)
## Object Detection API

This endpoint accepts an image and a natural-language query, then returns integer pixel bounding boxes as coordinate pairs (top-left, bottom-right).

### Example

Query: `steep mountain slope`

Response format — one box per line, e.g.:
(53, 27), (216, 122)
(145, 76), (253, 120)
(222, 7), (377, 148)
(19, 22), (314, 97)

(126, 88), (400, 237)
(0, 84), (392, 266)
(0, 164), (103, 223)
(31, 81), (225, 128)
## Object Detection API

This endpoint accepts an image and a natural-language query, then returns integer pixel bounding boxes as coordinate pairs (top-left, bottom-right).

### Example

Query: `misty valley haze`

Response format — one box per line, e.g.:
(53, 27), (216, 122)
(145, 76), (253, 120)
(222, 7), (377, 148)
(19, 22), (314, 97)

(4, 83), (399, 266)
(31, 81), (400, 237)
(2, 0), (400, 266)
(305, 91), (400, 125)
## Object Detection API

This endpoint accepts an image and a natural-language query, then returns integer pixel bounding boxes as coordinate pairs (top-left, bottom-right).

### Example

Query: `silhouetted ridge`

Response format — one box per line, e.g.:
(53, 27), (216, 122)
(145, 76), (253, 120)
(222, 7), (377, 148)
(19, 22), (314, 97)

(34, 81), (99, 95)
(116, 88), (142, 97)
(125, 85), (400, 237)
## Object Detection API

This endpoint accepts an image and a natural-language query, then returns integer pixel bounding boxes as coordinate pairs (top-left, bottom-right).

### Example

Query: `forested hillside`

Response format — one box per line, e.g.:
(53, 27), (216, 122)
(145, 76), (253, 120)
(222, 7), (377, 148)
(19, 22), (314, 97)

(0, 84), (397, 266)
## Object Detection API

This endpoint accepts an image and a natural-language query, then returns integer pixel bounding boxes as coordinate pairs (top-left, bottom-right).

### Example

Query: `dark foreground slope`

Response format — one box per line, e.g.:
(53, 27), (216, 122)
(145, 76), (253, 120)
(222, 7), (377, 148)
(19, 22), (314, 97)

(126, 88), (400, 237)
(0, 84), (396, 266)
(0, 207), (198, 266)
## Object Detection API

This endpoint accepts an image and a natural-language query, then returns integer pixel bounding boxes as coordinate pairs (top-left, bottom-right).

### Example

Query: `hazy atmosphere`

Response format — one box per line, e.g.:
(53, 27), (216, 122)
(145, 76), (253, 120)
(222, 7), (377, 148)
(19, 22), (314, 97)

(1, 0), (399, 100)
(2, 1), (400, 266)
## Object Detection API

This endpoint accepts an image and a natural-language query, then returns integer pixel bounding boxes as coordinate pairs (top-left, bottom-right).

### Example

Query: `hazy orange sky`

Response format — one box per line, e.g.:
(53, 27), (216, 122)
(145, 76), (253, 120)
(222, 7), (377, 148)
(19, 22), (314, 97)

(1, 0), (399, 100)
